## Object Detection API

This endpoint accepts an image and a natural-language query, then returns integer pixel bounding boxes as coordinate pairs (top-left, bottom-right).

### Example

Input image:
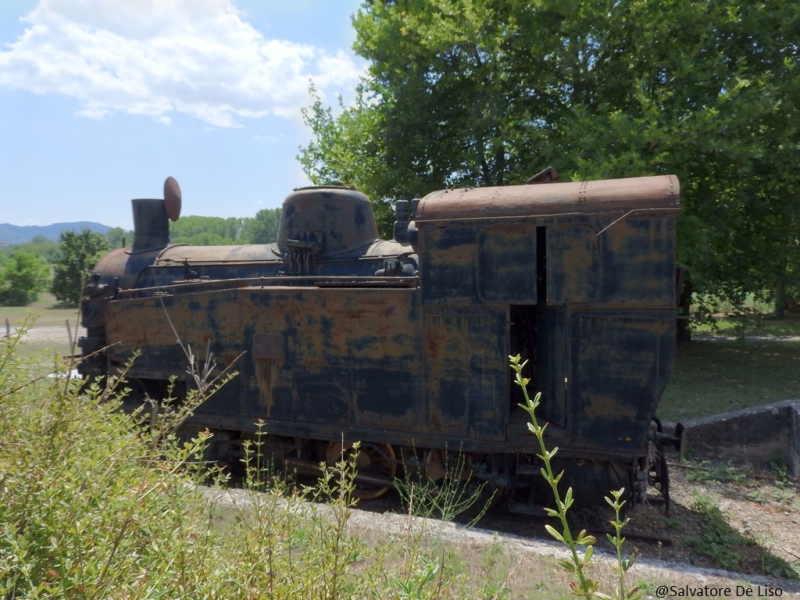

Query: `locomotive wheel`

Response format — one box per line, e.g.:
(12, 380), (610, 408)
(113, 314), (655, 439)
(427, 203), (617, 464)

(424, 449), (447, 482)
(424, 449), (474, 482)
(326, 441), (397, 500)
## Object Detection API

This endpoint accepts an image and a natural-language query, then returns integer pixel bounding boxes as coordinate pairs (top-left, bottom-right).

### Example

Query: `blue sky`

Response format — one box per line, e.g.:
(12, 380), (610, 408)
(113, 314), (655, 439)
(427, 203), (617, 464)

(0, 0), (366, 228)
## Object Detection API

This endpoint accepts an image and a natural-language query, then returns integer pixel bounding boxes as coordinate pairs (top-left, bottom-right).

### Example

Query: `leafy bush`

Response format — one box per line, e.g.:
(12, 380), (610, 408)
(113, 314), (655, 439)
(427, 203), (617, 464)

(683, 499), (750, 571)
(0, 328), (519, 599)
(0, 251), (50, 306)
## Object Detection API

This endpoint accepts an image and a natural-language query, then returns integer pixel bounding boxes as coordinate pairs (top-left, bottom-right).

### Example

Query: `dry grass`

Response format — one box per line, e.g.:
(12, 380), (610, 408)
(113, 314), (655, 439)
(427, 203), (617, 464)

(0, 296), (79, 359)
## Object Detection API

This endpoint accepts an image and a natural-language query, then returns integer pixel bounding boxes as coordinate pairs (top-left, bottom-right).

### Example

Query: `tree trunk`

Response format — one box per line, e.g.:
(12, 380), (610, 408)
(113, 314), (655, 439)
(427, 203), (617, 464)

(676, 268), (692, 342)
(774, 256), (788, 318)
(774, 277), (786, 318)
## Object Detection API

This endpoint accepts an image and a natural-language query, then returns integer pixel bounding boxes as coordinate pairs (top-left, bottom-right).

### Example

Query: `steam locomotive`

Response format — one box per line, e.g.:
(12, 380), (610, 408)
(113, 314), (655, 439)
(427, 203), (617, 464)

(79, 172), (681, 511)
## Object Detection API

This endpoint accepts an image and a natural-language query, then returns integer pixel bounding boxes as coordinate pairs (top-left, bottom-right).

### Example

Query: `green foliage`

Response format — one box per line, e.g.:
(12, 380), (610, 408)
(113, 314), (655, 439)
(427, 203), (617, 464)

(50, 229), (109, 306)
(392, 556), (441, 599)
(169, 215), (244, 246)
(240, 207), (281, 244)
(0, 325), (367, 599)
(301, 0), (800, 311)
(0, 251), (50, 306)
(684, 499), (752, 571)
(396, 446), (495, 526)
(101, 210), (281, 249)
(605, 490), (642, 600)
(105, 227), (131, 249)
(0, 329), (527, 599)
(0, 326), (217, 598)
(0, 238), (60, 265)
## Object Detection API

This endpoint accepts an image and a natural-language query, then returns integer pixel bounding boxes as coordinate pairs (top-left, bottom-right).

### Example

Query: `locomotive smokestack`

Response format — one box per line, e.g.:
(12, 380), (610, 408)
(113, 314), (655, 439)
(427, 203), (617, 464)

(131, 199), (170, 253)
(130, 177), (182, 253)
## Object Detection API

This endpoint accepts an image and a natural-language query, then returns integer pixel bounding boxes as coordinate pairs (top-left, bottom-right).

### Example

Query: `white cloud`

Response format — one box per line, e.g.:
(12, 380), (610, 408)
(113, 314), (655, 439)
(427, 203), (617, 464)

(0, 0), (365, 127)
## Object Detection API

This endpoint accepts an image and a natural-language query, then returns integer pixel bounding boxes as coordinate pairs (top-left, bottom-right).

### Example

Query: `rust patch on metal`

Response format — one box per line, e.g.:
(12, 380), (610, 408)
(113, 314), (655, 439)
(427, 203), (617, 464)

(253, 334), (283, 412)
(254, 358), (278, 413)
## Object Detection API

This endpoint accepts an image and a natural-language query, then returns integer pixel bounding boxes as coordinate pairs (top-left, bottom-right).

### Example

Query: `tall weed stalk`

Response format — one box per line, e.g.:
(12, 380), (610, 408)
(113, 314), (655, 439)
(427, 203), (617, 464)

(510, 354), (642, 600)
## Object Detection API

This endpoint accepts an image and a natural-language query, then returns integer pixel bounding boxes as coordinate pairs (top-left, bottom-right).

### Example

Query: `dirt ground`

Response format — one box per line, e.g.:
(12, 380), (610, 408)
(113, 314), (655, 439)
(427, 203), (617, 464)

(5, 325), (82, 345)
(609, 462), (800, 577)
(215, 472), (800, 599)
(433, 460), (800, 584)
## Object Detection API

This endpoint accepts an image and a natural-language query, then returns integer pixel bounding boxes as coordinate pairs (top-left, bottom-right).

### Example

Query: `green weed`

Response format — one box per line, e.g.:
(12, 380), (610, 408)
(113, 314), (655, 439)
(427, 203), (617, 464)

(395, 444), (495, 526)
(770, 462), (797, 505)
(759, 552), (800, 580)
(685, 460), (748, 484)
(511, 354), (642, 600)
(746, 490), (768, 504)
(663, 517), (687, 532)
(684, 499), (752, 571)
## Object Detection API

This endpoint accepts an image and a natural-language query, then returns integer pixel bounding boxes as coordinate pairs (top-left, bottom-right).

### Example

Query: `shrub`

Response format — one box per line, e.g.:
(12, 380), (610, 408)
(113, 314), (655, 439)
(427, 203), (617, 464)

(0, 328), (510, 599)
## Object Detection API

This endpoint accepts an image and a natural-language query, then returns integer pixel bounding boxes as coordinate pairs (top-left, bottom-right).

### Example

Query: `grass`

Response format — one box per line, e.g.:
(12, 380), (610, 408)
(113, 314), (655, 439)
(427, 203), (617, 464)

(693, 311), (800, 338)
(0, 295), (79, 360)
(660, 339), (800, 421)
(0, 294), (78, 327)
(660, 305), (800, 421)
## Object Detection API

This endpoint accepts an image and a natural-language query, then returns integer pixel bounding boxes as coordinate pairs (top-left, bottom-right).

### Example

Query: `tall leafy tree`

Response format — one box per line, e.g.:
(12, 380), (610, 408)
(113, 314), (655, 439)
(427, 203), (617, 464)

(240, 208), (281, 244)
(105, 227), (132, 249)
(300, 0), (800, 312)
(0, 237), (60, 265)
(169, 216), (245, 245)
(51, 230), (109, 306)
(0, 251), (50, 306)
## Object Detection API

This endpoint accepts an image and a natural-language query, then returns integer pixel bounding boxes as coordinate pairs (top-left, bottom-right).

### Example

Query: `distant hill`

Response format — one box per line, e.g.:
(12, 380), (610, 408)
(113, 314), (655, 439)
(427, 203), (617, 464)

(0, 222), (112, 246)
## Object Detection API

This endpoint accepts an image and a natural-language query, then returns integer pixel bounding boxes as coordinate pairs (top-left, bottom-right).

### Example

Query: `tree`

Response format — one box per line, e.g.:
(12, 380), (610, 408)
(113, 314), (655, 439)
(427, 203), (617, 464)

(240, 208), (281, 244)
(300, 85), (396, 236)
(0, 251), (50, 306)
(169, 216), (244, 245)
(51, 229), (110, 306)
(106, 227), (132, 249)
(300, 0), (800, 312)
(1, 237), (60, 265)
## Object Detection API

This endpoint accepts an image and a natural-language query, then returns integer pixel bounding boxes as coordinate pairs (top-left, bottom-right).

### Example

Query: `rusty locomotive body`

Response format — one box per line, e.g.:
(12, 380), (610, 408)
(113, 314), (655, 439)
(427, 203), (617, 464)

(80, 174), (680, 508)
